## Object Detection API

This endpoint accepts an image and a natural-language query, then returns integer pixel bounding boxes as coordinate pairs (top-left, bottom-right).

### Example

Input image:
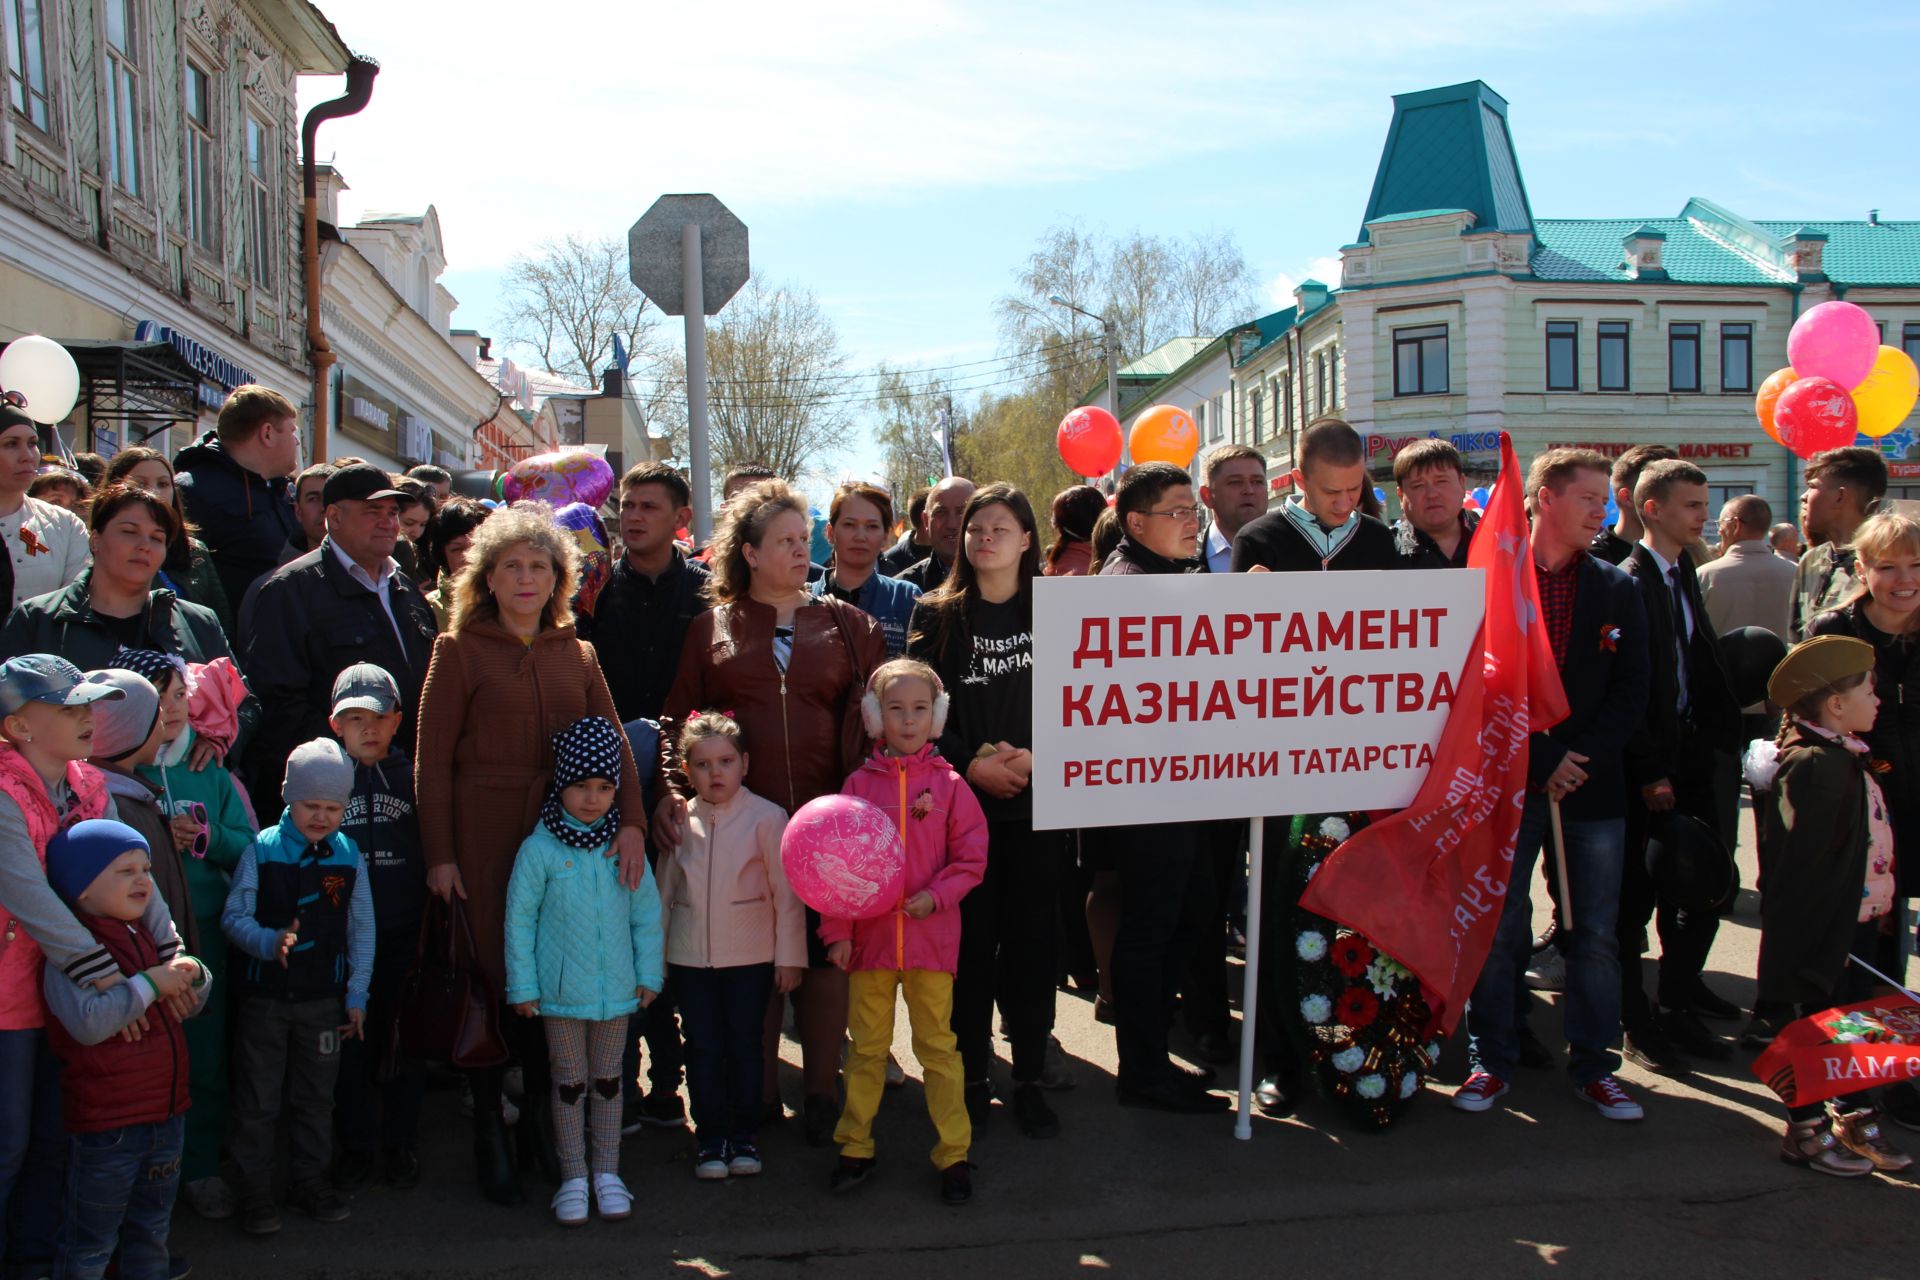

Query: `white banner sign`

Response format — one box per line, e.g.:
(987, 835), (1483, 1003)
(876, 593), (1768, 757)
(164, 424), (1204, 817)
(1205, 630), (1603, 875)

(1031, 570), (1484, 830)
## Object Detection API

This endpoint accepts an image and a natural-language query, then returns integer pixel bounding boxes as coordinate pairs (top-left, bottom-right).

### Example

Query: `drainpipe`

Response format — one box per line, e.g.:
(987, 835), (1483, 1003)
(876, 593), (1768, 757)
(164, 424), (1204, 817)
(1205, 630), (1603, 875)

(301, 56), (380, 464)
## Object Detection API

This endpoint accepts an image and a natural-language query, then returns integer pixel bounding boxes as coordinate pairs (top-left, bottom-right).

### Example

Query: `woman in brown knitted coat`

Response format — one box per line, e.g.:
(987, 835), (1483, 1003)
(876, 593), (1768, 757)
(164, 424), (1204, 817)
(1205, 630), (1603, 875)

(416, 503), (645, 1208)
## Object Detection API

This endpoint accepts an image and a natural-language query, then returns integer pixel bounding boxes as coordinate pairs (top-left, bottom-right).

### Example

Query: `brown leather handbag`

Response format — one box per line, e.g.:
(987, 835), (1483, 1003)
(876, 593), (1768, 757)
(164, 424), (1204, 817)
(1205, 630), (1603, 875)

(396, 897), (508, 1071)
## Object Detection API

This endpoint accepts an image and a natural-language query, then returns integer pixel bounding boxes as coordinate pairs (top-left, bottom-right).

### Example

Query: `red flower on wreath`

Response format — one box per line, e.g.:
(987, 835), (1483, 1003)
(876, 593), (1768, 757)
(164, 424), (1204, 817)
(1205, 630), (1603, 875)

(1334, 988), (1380, 1029)
(1599, 624), (1620, 653)
(1330, 933), (1375, 978)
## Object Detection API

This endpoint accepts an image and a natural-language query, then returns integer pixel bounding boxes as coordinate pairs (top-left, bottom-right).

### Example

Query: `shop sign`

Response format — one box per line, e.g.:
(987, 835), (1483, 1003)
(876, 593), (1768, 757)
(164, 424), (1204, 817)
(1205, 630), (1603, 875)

(1547, 440), (1756, 461)
(132, 320), (256, 410)
(349, 396), (392, 431)
(1366, 429), (1503, 460)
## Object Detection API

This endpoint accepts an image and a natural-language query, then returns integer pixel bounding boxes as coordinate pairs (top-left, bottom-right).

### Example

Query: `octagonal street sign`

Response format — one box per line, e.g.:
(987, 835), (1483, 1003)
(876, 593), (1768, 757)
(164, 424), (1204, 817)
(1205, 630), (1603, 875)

(627, 194), (749, 316)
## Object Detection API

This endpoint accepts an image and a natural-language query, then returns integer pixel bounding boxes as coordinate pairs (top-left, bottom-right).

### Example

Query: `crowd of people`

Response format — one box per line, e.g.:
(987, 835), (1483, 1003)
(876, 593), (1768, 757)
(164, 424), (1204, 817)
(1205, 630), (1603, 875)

(0, 379), (1915, 1277)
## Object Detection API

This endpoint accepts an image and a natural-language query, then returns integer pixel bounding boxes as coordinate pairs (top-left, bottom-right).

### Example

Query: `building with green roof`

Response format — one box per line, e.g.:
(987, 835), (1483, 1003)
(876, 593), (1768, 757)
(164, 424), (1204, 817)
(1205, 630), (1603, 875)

(1232, 80), (1920, 516)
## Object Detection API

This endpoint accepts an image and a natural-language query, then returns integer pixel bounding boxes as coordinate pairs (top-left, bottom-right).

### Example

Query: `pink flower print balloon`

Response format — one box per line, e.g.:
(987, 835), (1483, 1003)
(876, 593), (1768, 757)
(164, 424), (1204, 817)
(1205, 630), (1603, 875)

(780, 795), (905, 921)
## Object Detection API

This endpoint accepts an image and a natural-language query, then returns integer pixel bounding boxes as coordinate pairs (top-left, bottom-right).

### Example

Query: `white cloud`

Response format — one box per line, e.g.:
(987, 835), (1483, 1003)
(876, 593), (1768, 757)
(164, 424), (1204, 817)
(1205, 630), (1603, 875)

(1267, 256), (1346, 306)
(299, 0), (1646, 272)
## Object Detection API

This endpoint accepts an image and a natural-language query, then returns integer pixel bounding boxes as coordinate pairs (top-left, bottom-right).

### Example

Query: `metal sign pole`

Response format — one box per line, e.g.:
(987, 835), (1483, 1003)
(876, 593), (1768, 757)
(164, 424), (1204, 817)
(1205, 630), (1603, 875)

(1234, 817), (1266, 1140)
(683, 221), (713, 545)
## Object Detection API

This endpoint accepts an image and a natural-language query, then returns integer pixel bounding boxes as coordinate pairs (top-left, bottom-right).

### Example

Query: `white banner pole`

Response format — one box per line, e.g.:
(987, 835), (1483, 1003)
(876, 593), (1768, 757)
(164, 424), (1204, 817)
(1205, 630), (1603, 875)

(1234, 817), (1266, 1141)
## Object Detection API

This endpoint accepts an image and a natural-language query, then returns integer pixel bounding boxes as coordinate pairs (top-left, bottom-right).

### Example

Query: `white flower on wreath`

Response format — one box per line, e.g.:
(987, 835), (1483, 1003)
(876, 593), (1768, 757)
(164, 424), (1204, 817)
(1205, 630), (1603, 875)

(1355, 1073), (1386, 1099)
(1400, 1071), (1420, 1099)
(1319, 816), (1351, 841)
(1296, 931), (1328, 963)
(1331, 1046), (1365, 1074)
(1300, 994), (1332, 1025)
(1366, 955), (1411, 998)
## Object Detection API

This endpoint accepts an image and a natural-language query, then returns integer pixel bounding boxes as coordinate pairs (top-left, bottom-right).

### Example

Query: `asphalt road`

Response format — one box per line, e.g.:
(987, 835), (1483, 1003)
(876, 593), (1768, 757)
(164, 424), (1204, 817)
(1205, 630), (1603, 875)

(171, 804), (1918, 1279)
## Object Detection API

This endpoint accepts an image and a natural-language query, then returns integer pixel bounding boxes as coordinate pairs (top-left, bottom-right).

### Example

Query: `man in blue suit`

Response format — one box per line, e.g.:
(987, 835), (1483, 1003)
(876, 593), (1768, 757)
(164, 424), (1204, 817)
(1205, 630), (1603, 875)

(1457, 449), (1651, 1123)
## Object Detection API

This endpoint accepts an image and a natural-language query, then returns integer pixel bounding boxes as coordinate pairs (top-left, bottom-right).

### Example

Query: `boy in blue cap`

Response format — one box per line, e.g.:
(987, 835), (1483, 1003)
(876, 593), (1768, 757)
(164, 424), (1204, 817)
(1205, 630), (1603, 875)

(41, 819), (211, 1280)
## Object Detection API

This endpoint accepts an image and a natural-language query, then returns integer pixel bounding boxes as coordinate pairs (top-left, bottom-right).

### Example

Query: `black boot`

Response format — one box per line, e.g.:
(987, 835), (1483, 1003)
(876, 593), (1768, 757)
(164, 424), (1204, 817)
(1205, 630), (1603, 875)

(516, 1091), (563, 1184)
(473, 1107), (522, 1206)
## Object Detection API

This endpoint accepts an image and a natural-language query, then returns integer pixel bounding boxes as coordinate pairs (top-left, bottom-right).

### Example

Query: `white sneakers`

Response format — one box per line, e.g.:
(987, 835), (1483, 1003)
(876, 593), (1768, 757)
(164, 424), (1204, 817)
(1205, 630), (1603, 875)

(554, 1174), (632, 1225)
(1524, 944), (1567, 991)
(593, 1173), (633, 1220)
(552, 1177), (589, 1227)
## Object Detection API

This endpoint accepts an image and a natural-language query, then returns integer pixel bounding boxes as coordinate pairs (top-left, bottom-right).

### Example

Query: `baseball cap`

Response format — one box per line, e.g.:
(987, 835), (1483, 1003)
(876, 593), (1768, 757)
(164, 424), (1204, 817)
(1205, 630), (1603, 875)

(0, 655), (128, 716)
(322, 463), (406, 507)
(331, 663), (400, 716)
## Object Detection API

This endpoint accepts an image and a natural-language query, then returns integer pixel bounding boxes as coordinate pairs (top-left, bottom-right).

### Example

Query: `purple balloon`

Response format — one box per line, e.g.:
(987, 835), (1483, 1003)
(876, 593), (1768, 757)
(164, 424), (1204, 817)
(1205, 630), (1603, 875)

(1787, 301), (1879, 391)
(502, 448), (615, 508)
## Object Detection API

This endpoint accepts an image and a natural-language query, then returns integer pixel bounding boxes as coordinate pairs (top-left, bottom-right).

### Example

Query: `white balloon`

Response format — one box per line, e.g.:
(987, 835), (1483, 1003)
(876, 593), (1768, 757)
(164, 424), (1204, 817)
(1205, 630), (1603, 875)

(0, 335), (81, 424)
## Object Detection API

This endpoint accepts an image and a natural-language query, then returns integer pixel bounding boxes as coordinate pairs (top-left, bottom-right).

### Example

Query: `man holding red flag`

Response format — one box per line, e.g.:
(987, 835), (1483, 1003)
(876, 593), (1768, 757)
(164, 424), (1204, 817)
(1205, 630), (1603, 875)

(1457, 448), (1650, 1120)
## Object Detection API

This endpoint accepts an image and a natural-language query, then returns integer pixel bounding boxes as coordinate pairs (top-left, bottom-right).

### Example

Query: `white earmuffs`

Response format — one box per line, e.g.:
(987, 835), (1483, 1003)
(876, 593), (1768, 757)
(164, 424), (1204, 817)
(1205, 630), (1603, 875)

(862, 666), (950, 741)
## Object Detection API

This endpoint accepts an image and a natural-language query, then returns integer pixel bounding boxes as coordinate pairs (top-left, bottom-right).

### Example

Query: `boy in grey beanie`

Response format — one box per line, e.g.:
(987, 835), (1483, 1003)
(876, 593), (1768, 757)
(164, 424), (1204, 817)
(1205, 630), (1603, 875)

(220, 737), (373, 1234)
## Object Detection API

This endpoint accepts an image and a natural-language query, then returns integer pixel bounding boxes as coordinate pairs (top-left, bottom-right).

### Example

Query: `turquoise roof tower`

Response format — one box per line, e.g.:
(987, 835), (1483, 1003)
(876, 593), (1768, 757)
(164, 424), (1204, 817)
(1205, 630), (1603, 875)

(1358, 81), (1535, 243)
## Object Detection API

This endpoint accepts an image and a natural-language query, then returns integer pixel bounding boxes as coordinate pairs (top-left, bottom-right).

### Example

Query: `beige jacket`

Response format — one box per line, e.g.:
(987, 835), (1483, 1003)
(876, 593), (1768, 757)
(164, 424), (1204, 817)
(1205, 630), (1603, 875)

(1698, 538), (1797, 640)
(657, 787), (806, 970)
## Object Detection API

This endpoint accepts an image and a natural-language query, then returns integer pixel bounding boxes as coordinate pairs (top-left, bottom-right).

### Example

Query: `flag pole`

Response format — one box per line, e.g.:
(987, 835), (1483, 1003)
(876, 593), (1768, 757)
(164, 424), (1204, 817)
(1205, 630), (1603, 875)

(1234, 817), (1266, 1141)
(1548, 797), (1575, 933)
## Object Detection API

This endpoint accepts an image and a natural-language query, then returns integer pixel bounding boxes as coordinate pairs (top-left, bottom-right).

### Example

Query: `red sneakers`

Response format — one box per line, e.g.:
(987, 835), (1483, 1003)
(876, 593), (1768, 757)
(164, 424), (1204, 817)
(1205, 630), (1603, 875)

(1451, 1072), (1510, 1113)
(1576, 1075), (1645, 1121)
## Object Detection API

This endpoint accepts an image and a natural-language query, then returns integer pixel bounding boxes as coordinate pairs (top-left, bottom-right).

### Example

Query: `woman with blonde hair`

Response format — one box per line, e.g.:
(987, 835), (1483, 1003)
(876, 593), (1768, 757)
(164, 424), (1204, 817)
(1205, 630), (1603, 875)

(654, 479), (885, 1147)
(1806, 508), (1920, 1130)
(415, 502), (647, 1207)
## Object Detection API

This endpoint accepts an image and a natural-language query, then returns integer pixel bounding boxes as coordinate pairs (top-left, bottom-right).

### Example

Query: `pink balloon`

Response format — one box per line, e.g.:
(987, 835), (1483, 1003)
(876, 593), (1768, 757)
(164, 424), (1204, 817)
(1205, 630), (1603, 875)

(1774, 376), (1860, 459)
(502, 448), (616, 507)
(779, 795), (905, 920)
(1787, 301), (1880, 391)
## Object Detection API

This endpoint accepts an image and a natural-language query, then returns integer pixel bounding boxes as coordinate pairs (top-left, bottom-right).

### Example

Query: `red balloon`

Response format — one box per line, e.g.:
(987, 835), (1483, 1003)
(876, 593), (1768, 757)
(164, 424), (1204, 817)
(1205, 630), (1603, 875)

(1057, 406), (1123, 477)
(1774, 376), (1860, 459)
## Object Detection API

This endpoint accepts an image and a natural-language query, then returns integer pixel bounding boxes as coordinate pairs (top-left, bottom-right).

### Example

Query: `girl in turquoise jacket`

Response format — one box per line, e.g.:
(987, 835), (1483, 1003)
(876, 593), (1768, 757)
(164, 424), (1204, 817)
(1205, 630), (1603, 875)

(504, 716), (664, 1228)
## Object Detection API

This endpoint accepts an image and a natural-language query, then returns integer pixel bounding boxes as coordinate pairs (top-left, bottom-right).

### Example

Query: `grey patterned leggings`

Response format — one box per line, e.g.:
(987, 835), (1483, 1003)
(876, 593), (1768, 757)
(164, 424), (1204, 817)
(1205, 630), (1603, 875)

(545, 1016), (626, 1179)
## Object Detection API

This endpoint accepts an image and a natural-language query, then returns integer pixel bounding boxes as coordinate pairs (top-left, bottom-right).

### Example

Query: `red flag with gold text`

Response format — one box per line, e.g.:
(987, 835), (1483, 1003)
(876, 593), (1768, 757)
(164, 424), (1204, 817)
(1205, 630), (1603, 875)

(1299, 432), (1568, 1034)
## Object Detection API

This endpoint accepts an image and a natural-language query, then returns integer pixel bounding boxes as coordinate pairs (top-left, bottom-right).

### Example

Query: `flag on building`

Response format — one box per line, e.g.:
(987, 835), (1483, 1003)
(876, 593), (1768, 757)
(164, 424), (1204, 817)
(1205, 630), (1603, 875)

(1299, 431), (1568, 1034)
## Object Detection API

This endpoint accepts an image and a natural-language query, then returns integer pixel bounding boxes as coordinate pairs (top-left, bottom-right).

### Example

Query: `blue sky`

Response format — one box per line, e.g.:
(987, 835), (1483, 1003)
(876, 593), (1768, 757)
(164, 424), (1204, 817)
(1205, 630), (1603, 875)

(299, 0), (1920, 479)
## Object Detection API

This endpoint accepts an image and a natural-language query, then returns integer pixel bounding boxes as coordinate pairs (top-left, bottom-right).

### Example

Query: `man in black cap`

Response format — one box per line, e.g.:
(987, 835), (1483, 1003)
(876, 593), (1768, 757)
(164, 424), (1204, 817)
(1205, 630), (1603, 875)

(241, 464), (437, 812)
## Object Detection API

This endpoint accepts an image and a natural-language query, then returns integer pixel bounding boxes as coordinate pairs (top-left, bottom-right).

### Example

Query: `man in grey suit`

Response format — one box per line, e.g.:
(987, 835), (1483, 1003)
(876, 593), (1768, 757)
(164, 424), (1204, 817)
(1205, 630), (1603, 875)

(1697, 493), (1798, 854)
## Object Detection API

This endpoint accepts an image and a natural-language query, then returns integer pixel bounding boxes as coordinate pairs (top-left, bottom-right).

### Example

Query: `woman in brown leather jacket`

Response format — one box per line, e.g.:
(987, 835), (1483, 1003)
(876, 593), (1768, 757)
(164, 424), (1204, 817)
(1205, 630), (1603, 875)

(655, 479), (885, 1146)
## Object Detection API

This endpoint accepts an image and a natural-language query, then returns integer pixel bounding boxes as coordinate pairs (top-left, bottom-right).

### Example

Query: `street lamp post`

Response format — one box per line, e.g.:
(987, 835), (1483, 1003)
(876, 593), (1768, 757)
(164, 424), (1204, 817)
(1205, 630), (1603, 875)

(1049, 294), (1122, 464)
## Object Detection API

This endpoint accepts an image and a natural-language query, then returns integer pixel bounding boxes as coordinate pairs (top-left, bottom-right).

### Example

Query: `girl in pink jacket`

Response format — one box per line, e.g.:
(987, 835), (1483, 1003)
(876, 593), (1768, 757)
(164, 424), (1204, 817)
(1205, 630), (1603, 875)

(822, 659), (987, 1204)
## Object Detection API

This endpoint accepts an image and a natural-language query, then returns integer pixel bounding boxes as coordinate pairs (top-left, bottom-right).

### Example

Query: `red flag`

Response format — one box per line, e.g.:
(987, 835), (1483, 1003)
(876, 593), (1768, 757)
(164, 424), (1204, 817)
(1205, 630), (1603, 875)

(1299, 432), (1568, 1034)
(1751, 994), (1920, 1107)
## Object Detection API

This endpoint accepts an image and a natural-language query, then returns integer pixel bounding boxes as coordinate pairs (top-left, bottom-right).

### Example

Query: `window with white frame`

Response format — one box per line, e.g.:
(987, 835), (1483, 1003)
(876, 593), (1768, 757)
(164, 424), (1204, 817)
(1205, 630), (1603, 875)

(245, 112), (273, 290)
(1315, 353), (1327, 412)
(1392, 325), (1449, 396)
(1328, 349), (1339, 408)
(6, 0), (52, 132)
(1281, 371), (1293, 435)
(1211, 394), (1224, 441)
(1720, 322), (1752, 394)
(1668, 322), (1701, 393)
(184, 61), (216, 253)
(1598, 321), (1630, 391)
(1249, 388), (1263, 445)
(1904, 323), (1920, 371)
(1546, 321), (1579, 391)
(1193, 401), (1207, 442)
(103, 0), (142, 197)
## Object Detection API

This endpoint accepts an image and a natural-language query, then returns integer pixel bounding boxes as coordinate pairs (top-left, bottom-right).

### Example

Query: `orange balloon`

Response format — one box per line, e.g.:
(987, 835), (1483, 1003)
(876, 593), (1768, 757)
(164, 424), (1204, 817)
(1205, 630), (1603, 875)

(1129, 404), (1198, 468)
(1755, 366), (1797, 446)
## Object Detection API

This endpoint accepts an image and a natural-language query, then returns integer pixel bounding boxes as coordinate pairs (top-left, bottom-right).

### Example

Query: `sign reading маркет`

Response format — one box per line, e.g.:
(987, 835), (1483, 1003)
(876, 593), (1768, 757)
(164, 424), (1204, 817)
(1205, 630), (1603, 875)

(1031, 571), (1484, 831)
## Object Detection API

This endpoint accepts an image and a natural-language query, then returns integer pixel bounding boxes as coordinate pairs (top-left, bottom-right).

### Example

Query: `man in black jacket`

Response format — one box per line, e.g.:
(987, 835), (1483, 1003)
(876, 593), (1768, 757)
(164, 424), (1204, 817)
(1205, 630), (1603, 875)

(877, 485), (933, 577)
(1589, 444), (1676, 566)
(175, 384), (301, 608)
(1458, 449), (1651, 1123)
(1620, 460), (1744, 1073)
(1096, 463), (1226, 1115)
(897, 475), (974, 591)
(1231, 418), (1398, 573)
(242, 465), (436, 813)
(1392, 439), (1479, 569)
(583, 463), (711, 725)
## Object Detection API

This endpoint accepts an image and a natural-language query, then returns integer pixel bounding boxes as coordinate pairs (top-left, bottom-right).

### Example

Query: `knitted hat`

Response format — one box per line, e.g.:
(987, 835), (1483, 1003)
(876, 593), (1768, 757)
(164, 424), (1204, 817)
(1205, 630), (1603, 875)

(83, 669), (159, 762)
(46, 819), (149, 909)
(1767, 635), (1876, 708)
(551, 716), (624, 791)
(282, 738), (354, 807)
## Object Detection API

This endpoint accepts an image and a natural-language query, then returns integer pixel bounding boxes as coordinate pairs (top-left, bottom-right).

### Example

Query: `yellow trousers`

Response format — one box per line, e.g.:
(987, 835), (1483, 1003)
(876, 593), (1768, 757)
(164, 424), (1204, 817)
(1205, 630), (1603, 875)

(835, 968), (971, 1169)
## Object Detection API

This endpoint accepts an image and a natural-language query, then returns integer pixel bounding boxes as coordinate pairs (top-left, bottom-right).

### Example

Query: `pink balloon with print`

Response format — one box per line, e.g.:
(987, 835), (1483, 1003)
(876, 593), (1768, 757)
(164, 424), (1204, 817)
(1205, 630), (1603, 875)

(1786, 302), (1880, 391)
(502, 448), (616, 508)
(780, 795), (905, 921)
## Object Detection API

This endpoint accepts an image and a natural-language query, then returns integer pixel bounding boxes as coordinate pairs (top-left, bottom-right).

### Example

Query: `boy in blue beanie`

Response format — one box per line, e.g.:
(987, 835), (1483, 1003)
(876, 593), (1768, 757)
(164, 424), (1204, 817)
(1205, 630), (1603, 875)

(42, 819), (211, 1280)
(221, 738), (373, 1236)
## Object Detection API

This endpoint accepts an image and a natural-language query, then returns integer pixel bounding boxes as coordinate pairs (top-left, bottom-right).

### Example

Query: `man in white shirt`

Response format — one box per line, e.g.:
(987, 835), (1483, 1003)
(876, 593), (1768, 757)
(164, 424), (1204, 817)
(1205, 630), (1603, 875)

(1197, 443), (1267, 574)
